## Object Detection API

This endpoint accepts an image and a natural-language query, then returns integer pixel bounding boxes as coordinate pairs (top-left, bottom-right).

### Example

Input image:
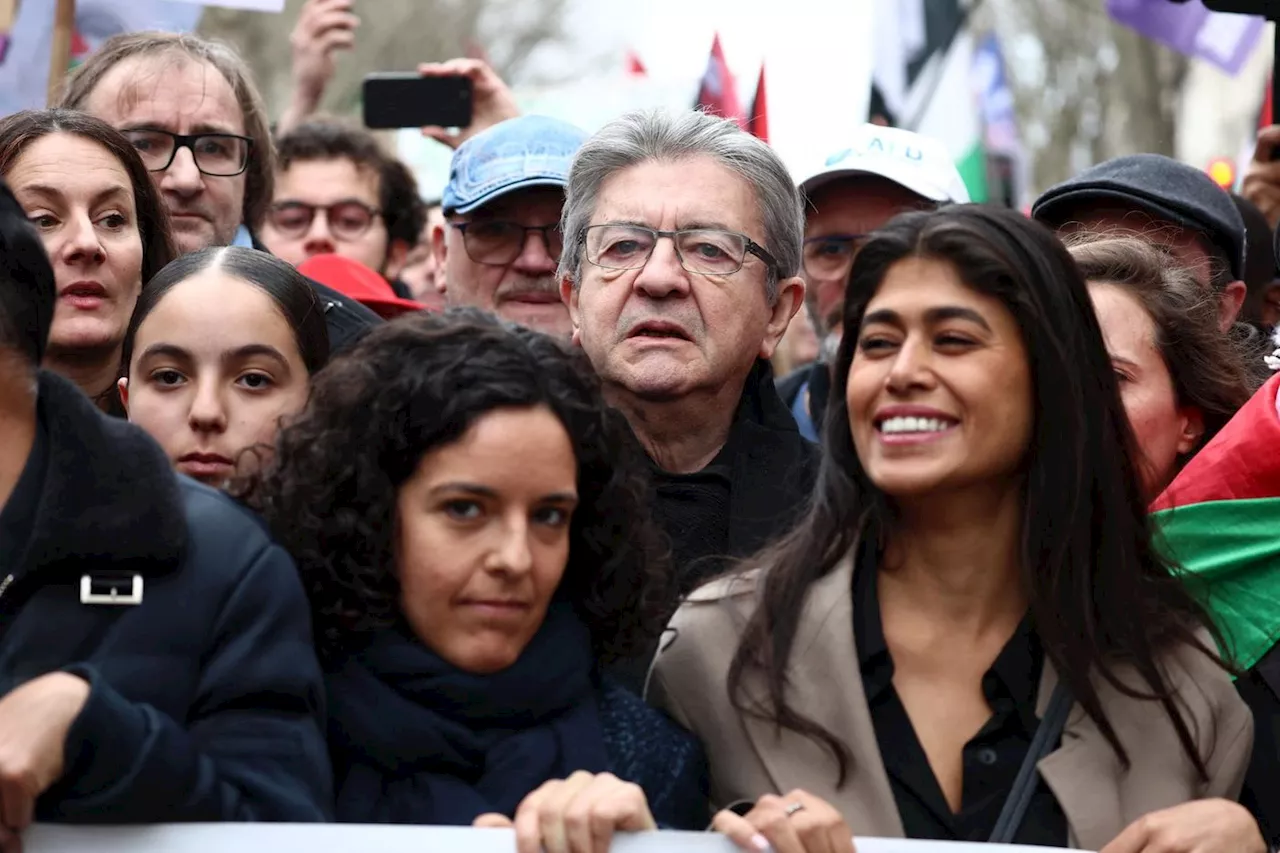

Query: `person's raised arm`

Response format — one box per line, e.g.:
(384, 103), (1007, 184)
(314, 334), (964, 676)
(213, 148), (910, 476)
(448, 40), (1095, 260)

(1241, 126), (1280, 231)
(418, 58), (521, 149)
(277, 0), (359, 136)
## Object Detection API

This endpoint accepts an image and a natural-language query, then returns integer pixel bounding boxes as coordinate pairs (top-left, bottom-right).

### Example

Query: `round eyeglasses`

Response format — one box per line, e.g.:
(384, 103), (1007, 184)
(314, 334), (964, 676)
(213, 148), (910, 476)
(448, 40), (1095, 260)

(267, 201), (382, 240)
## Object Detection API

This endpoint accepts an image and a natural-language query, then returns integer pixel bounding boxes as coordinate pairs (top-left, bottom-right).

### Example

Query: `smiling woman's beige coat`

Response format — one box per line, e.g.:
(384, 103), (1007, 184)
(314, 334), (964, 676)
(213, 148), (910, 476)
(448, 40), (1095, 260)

(647, 554), (1253, 851)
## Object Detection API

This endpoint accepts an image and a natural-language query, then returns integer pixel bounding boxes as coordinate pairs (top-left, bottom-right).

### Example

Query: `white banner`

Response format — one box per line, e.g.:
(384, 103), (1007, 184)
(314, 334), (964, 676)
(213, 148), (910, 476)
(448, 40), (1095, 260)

(24, 823), (1084, 853)
(163, 0), (286, 11)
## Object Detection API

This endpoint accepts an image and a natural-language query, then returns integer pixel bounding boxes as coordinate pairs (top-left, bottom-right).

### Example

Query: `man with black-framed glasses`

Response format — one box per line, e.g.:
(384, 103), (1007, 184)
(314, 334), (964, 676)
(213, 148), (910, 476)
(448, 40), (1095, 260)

(435, 115), (588, 338)
(778, 124), (969, 441)
(57, 31), (382, 355)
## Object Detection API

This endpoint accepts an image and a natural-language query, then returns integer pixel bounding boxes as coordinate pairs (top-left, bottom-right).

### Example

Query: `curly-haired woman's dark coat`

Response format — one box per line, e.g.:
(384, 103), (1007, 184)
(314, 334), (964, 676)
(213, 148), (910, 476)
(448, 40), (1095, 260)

(330, 677), (708, 829)
(324, 610), (708, 829)
(598, 680), (709, 829)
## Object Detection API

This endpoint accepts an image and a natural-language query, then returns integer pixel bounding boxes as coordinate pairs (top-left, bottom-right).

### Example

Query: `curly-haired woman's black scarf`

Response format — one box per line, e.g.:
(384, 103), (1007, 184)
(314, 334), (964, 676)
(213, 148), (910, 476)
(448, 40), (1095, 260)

(326, 602), (609, 824)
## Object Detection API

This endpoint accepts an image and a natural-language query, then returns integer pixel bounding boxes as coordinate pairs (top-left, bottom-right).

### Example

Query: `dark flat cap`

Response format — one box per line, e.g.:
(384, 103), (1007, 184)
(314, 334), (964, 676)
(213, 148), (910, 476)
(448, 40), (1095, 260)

(1032, 153), (1246, 282)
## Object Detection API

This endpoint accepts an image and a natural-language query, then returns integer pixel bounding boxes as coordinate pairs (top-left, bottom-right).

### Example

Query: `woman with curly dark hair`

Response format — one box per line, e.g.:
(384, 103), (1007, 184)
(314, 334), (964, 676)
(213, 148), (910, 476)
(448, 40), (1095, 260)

(252, 307), (706, 844)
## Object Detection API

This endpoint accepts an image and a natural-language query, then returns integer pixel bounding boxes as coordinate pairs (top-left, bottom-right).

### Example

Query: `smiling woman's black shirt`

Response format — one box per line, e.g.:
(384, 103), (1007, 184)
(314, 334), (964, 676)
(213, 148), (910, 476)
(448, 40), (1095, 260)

(853, 541), (1069, 846)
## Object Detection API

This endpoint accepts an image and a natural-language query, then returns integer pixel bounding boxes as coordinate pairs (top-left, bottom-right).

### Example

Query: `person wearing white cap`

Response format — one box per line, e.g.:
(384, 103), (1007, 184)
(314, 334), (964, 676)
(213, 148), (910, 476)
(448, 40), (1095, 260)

(778, 125), (969, 441)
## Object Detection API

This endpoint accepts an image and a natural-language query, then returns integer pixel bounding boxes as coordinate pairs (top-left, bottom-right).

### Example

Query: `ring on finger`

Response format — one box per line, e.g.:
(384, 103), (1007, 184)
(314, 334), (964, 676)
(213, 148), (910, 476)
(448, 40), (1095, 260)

(783, 802), (806, 818)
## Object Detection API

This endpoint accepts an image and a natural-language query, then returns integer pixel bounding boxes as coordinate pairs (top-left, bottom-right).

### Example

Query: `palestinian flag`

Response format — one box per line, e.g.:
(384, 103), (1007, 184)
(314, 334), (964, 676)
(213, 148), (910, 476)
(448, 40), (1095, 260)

(871, 0), (987, 202)
(1152, 372), (1280, 671)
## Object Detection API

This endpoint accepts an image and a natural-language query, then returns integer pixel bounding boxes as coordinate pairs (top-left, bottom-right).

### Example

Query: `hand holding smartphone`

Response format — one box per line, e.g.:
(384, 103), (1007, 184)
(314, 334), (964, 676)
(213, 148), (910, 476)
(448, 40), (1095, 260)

(362, 72), (474, 130)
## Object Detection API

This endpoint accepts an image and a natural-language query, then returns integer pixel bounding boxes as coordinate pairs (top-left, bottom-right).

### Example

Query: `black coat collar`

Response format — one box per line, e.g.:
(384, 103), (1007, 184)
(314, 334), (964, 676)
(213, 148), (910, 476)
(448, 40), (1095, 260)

(723, 360), (820, 558)
(17, 372), (187, 579)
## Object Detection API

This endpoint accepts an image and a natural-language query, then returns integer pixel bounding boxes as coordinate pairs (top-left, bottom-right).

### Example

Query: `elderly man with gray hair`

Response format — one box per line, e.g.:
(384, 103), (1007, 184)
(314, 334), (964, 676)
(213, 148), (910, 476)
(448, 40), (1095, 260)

(559, 108), (818, 655)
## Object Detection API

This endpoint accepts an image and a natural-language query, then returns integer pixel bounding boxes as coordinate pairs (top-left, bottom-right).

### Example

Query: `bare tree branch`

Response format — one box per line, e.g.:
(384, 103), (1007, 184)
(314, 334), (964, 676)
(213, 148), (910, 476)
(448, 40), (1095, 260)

(978, 0), (1186, 196)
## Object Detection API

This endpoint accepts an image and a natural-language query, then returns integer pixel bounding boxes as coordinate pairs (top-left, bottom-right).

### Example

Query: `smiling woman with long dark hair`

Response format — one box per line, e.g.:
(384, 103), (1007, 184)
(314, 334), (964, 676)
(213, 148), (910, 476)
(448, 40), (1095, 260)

(649, 205), (1258, 853)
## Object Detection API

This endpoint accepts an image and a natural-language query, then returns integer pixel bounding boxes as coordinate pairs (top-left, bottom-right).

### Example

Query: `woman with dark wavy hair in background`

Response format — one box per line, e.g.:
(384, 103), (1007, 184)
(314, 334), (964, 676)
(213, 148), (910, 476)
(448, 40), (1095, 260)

(649, 206), (1259, 853)
(1069, 235), (1265, 500)
(251, 308), (706, 850)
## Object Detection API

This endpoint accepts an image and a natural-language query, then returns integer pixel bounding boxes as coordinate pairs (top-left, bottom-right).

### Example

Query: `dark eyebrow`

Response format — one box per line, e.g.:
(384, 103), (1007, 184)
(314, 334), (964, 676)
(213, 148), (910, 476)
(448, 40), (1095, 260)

(138, 343), (290, 366)
(93, 185), (132, 205)
(679, 220), (739, 233)
(430, 482), (495, 498)
(596, 219), (652, 229)
(122, 123), (242, 137)
(192, 124), (244, 136)
(594, 220), (742, 234)
(16, 183), (63, 202)
(138, 343), (191, 362)
(275, 197), (367, 209)
(225, 344), (290, 367)
(18, 183), (132, 209)
(861, 305), (993, 332)
(1110, 354), (1140, 371)
(804, 233), (864, 243)
(429, 482), (579, 504)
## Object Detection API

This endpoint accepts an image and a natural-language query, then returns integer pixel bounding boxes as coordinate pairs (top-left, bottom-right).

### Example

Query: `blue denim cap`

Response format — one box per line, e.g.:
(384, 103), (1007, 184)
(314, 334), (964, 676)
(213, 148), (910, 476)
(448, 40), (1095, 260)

(442, 115), (589, 215)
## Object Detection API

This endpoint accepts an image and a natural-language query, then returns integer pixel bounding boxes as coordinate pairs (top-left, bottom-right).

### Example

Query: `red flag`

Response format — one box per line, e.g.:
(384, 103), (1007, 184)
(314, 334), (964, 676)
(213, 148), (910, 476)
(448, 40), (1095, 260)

(626, 50), (647, 77)
(1262, 73), (1273, 129)
(747, 63), (768, 142)
(694, 33), (746, 129)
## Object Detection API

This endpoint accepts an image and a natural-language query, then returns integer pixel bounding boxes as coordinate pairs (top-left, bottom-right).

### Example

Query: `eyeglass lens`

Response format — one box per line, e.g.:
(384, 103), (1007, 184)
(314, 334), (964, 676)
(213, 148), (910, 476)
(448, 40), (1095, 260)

(269, 202), (378, 240)
(586, 225), (748, 275)
(462, 222), (563, 265)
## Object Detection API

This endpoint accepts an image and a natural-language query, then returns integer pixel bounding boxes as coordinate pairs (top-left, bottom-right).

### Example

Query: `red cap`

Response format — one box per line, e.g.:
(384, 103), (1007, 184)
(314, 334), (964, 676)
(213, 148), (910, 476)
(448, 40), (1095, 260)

(297, 254), (427, 320)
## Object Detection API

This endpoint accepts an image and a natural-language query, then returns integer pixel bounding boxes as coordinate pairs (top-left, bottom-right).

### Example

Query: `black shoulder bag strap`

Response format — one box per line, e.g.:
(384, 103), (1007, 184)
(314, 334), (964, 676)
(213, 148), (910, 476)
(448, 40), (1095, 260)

(1255, 642), (1280, 703)
(988, 681), (1074, 845)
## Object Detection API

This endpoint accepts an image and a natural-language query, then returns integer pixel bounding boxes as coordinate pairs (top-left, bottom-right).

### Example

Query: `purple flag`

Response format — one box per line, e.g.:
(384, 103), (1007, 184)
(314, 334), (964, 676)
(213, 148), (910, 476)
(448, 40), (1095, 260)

(1108, 0), (1264, 75)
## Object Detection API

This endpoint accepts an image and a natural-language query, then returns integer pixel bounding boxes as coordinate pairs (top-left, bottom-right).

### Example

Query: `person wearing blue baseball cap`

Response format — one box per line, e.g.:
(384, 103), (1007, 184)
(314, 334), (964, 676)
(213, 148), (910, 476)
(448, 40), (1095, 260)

(779, 124), (970, 442)
(435, 115), (589, 339)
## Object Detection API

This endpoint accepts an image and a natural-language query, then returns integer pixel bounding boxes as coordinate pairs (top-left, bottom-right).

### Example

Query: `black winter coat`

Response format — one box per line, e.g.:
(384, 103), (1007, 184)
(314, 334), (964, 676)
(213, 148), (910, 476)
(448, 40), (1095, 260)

(0, 372), (331, 823)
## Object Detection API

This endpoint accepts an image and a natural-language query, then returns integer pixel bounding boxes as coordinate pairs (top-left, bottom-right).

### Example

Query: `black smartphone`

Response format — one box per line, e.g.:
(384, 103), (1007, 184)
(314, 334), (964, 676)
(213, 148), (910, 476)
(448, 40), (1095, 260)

(362, 73), (474, 129)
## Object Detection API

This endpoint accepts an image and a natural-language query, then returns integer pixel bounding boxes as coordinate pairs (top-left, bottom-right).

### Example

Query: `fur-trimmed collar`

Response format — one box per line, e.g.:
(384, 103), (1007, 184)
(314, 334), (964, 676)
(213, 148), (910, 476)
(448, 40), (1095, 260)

(17, 371), (187, 578)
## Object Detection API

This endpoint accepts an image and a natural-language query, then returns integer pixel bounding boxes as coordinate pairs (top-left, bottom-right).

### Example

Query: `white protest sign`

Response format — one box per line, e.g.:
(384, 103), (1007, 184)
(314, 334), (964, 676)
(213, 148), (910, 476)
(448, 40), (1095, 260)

(163, 0), (286, 11)
(23, 823), (1085, 853)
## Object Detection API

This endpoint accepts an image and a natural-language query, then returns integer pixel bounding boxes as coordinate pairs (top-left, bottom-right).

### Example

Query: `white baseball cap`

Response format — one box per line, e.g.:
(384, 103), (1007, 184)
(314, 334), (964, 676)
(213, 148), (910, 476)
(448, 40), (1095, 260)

(799, 124), (971, 205)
